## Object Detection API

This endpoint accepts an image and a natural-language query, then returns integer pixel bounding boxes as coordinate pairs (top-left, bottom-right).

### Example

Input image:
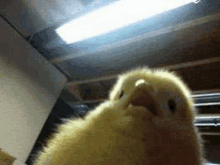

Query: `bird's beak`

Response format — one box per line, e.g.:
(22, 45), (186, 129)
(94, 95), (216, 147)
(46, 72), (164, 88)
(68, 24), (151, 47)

(130, 79), (157, 116)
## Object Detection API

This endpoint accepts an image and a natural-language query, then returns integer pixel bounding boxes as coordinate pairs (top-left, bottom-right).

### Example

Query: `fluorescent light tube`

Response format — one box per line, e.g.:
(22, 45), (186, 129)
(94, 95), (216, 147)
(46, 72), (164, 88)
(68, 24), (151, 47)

(56, 0), (199, 44)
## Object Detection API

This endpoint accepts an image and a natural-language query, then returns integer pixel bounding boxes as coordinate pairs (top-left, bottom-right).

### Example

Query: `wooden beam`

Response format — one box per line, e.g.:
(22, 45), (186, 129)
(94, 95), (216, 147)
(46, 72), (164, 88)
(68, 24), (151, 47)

(66, 56), (220, 86)
(65, 59), (220, 103)
(65, 89), (220, 105)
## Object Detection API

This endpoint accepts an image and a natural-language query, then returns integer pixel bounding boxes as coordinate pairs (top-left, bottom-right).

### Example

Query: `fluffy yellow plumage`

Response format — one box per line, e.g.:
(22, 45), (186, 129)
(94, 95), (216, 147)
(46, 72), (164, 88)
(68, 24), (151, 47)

(34, 67), (205, 165)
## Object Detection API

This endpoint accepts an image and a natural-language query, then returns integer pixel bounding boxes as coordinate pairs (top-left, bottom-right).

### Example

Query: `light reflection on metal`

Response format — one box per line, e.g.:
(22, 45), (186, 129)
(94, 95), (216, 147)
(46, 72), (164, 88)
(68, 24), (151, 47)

(192, 93), (220, 97)
(195, 116), (220, 119)
(194, 102), (220, 106)
(194, 123), (220, 126)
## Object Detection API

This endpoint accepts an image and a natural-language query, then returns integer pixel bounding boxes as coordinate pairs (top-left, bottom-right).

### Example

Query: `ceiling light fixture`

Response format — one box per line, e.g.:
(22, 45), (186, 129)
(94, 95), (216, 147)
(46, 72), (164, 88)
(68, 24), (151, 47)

(56, 0), (200, 44)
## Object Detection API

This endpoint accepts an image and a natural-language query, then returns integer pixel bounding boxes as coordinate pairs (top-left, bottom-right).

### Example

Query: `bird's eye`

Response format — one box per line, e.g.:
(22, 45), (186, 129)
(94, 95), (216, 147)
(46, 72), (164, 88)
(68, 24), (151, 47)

(168, 99), (176, 114)
(119, 90), (124, 99)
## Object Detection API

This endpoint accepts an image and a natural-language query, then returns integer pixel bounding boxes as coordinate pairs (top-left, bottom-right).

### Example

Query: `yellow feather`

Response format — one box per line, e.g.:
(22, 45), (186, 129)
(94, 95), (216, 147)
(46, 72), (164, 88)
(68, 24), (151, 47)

(34, 67), (205, 165)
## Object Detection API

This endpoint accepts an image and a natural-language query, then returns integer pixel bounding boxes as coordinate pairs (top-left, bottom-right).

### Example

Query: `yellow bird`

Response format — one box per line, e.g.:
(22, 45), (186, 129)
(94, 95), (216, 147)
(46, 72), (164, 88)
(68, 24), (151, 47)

(34, 67), (206, 165)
